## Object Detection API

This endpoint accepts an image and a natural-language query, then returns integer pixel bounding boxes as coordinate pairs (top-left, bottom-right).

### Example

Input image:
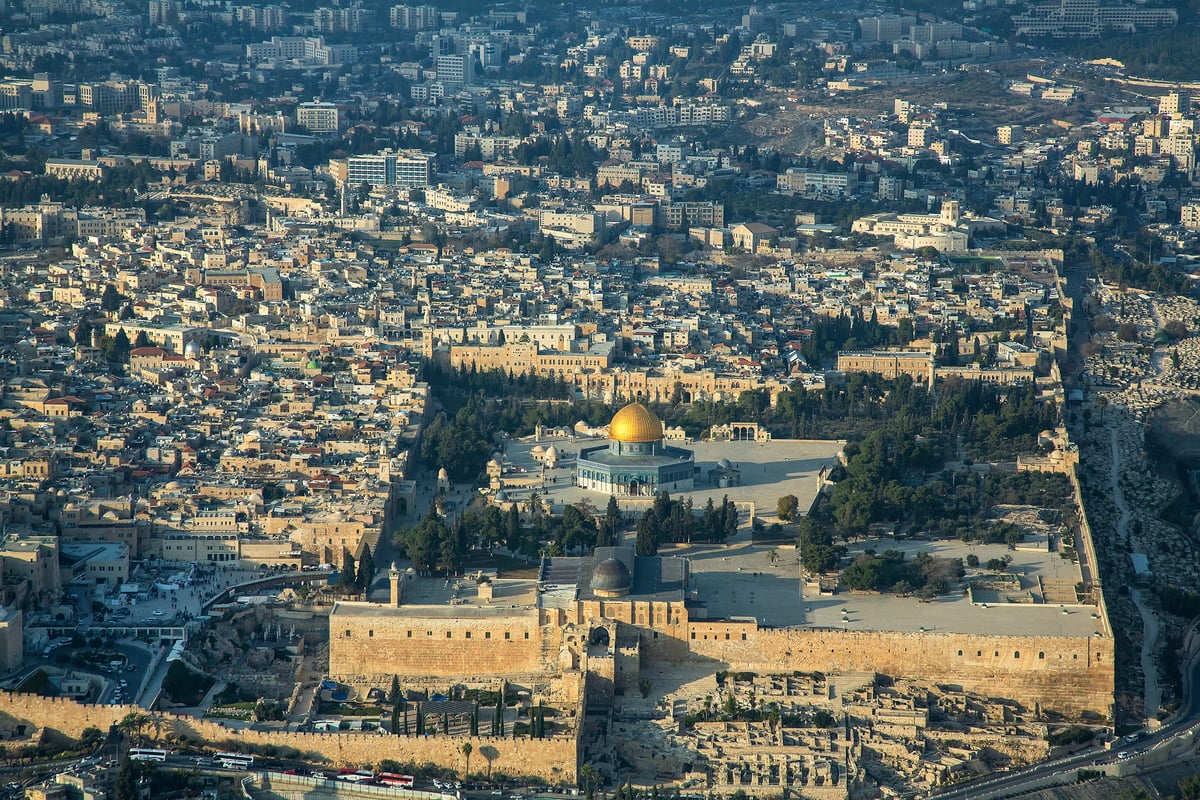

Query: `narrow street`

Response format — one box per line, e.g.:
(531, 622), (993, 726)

(1111, 426), (1161, 720)
(1133, 588), (1162, 722)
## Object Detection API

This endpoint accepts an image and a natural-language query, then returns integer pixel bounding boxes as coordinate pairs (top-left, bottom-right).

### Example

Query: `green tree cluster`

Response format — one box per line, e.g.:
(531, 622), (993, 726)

(1159, 584), (1200, 619)
(528, 704), (548, 738)
(397, 511), (454, 575)
(1059, 27), (1200, 82)
(1091, 246), (1189, 295)
(420, 400), (491, 483)
(776, 494), (799, 522)
(101, 284), (123, 312)
(806, 381), (1063, 537)
(634, 492), (738, 555)
(795, 517), (841, 574)
(841, 549), (963, 597)
(798, 309), (914, 367)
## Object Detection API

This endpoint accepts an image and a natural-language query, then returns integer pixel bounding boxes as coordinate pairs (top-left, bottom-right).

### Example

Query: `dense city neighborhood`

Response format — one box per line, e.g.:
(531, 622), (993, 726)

(0, 0), (1199, 797)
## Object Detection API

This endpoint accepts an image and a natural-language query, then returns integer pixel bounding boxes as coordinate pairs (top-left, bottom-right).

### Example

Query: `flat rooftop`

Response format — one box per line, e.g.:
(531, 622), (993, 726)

(349, 532), (1103, 639)
(61, 541), (128, 561)
(680, 533), (1104, 638)
(539, 548), (688, 602)
(331, 600), (532, 618)
(388, 573), (540, 608)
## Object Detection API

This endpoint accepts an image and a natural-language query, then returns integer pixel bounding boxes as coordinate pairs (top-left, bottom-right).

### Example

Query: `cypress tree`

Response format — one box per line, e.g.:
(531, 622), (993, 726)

(358, 543), (375, 593)
(114, 758), (137, 800)
(101, 283), (121, 313)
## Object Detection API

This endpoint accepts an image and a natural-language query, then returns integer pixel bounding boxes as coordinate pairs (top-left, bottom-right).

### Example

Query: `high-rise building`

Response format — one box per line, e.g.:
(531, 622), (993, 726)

(858, 15), (915, 42)
(1160, 90), (1190, 117)
(312, 5), (370, 32)
(1180, 202), (1200, 231)
(148, 0), (179, 25)
(234, 5), (287, 29)
(997, 125), (1023, 145)
(343, 150), (433, 188)
(394, 151), (434, 187)
(245, 35), (356, 65)
(296, 102), (339, 133)
(435, 54), (474, 87)
(77, 81), (141, 115)
(389, 3), (438, 29)
(740, 5), (772, 32)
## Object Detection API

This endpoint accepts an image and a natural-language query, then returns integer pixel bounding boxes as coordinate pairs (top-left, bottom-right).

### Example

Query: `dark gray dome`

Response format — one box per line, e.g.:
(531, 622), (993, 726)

(592, 558), (631, 591)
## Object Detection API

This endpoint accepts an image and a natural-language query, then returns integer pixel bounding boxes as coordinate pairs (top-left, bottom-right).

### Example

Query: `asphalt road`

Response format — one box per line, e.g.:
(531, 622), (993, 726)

(926, 649), (1200, 799)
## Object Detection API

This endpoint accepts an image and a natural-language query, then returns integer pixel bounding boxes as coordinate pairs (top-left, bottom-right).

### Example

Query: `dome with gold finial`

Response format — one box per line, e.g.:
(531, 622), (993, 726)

(577, 402), (694, 497)
(608, 403), (664, 443)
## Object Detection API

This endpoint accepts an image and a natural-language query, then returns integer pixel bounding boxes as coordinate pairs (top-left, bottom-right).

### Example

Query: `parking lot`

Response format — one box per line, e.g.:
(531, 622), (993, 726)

(37, 563), (282, 706)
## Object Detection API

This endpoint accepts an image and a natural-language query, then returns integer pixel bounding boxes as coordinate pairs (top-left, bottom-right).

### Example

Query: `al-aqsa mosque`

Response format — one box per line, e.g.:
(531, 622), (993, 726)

(575, 402), (695, 496)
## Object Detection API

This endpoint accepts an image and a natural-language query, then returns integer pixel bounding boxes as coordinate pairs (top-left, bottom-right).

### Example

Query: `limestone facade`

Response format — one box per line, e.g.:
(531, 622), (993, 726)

(330, 596), (1113, 719)
(0, 693), (578, 784)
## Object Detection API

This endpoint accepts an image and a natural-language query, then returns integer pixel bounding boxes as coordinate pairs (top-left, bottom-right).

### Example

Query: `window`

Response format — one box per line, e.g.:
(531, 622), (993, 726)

(524, 632), (529, 639)
(505, 632), (510, 640)
(407, 631), (412, 638)
(742, 634), (747, 641)
(446, 631), (452, 638)
(485, 632), (491, 639)
(369, 630), (374, 638)
(1038, 651), (1044, 659)
(957, 650), (963, 656)
(465, 631), (471, 639)
(345, 630), (351, 637)
(977, 650), (982, 656)
(1013, 651), (1019, 659)
(725, 633), (730, 640)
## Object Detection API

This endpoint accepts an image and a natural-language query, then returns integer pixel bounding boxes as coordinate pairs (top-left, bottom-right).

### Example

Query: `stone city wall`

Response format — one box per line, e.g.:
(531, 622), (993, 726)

(329, 607), (1112, 719)
(686, 625), (1114, 719)
(0, 693), (577, 783)
(330, 614), (544, 677)
(330, 672), (586, 711)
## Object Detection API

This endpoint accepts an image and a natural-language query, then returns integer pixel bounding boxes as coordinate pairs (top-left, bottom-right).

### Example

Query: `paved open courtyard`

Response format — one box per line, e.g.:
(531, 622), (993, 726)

(480, 433), (1101, 637)
(669, 533), (1100, 636)
(500, 435), (844, 518)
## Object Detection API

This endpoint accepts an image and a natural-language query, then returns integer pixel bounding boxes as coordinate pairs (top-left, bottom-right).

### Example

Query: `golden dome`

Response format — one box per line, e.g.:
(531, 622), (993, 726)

(608, 402), (663, 443)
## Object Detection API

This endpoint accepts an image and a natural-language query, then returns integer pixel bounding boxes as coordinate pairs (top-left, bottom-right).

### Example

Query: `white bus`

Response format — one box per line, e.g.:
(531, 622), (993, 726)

(129, 748), (168, 762)
(215, 752), (255, 770)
